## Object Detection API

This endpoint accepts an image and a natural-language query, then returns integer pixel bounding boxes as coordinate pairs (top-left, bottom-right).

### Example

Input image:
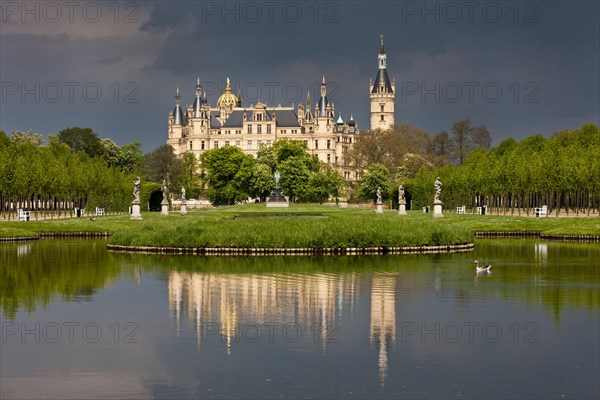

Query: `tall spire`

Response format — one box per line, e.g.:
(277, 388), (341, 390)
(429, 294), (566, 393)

(173, 86), (183, 125)
(306, 90), (311, 108)
(318, 76), (328, 117)
(378, 34), (387, 69)
(193, 79), (202, 118)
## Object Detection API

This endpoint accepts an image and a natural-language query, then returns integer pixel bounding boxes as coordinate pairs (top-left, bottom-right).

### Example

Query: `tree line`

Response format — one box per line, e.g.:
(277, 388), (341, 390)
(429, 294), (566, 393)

(0, 129), (140, 218)
(361, 123), (600, 215)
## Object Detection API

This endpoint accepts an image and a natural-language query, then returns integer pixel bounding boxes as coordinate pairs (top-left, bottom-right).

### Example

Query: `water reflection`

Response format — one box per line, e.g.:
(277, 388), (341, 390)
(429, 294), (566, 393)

(370, 273), (397, 386)
(167, 271), (359, 354)
(1, 239), (599, 399)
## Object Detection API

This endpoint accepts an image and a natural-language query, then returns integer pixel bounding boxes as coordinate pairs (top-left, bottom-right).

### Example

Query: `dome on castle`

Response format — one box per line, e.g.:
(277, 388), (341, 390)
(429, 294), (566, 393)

(217, 78), (239, 108)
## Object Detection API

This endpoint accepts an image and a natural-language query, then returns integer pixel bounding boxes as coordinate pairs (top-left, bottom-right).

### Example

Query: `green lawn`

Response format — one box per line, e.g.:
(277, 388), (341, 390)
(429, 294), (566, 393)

(1, 205), (598, 246)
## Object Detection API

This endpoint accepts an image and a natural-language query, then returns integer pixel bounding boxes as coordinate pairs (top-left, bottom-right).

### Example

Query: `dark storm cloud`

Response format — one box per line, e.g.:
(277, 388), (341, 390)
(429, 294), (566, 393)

(92, 56), (124, 65)
(0, 0), (598, 151)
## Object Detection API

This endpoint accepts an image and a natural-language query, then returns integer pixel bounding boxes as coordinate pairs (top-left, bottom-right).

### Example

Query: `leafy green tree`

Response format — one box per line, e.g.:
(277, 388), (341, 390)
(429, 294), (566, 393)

(305, 162), (345, 203)
(250, 163), (274, 199)
(142, 144), (181, 185)
(358, 163), (392, 201)
(278, 156), (312, 201)
(272, 139), (310, 164)
(58, 127), (103, 157)
(200, 146), (254, 205)
(256, 144), (277, 172)
(177, 152), (202, 198)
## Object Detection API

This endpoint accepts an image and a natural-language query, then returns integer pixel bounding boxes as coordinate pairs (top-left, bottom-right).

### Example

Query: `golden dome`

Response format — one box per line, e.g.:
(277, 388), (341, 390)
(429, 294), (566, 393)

(217, 77), (238, 108)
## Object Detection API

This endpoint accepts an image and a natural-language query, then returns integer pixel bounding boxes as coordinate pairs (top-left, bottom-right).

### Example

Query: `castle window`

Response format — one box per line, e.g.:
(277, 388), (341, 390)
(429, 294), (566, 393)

(267, 124), (272, 134)
(258, 124), (262, 134)
(257, 140), (262, 147)
(190, 141), (193, 150)
(304, 140), (308, 147)
(380, 105), (385, 113)
(247, 140), (252, 150)
(381, 115), (385, 121)
(236, 140), (241, 148)
(214, 141), (219, 148)
(315, 140), (319, 149)
(201, 141), (205, 150)
(257, 113), (263, 121)
(248, 125), (252, 134)
(267, 140), (271, 146)
(225, 141), (230, 147)
(327, 140), (331, 149)
(327, 154), (331, 163)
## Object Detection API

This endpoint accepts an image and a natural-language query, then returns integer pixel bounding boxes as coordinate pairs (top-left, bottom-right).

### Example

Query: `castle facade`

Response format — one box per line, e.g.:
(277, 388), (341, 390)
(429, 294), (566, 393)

(167, 36), (395, 181)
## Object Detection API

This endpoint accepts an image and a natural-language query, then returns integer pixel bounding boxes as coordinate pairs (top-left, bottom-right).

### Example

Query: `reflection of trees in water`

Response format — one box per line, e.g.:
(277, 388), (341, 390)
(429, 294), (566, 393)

(470, 240), (600, 325)
(0, 240), (121, 319)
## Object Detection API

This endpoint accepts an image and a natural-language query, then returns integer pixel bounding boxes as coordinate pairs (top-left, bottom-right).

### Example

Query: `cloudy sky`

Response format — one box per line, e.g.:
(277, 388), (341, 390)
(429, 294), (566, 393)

(1, 1), (598, 151)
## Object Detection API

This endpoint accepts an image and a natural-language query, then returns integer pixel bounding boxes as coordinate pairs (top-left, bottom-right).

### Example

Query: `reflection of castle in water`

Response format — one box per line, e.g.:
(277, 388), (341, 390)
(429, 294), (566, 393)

(168, 272), (359, 353)
(370, 273), (397, 386)
(168, 271), (398, 380)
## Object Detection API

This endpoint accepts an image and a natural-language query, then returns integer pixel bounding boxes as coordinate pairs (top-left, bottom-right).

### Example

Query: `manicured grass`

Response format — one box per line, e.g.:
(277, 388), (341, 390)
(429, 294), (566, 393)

(1, 205), (598, 246)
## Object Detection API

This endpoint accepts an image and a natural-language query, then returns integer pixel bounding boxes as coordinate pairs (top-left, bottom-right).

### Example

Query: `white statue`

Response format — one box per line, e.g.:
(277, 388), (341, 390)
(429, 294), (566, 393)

(161, 179), (168, 202)
(133, 177), (141, 203)
(376, 187), (382, 204)
(181, 187), (186, 201)
(398, 185), (405, 203)
(434, 177), (442, 201)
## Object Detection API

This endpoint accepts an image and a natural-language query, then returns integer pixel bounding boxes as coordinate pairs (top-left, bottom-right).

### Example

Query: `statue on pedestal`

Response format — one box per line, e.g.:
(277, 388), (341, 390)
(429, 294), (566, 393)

(181, 187), (186, 202)
(376, 187), (382, 204)
(398, 185), (405, 203)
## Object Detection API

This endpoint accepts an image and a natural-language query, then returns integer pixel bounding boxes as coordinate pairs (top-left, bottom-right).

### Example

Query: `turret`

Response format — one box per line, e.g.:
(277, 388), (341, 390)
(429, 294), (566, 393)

(370, 34), (395, 131)
(172, 86), (184, 125)
(193, 77), (202, 118)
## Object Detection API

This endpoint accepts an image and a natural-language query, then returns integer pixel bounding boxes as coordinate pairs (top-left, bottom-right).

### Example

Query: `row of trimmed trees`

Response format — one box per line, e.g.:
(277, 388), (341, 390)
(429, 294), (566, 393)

(364, 123), (600, 215)
(0, 130), (138, 219)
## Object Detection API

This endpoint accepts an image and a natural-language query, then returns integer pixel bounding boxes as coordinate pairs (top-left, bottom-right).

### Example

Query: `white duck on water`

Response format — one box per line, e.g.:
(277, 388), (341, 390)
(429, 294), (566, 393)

(474, 260), (492, 272)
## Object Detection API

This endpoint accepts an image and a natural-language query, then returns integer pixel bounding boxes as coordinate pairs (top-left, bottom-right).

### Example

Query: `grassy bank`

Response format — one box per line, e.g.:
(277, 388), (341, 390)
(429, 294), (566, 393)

(108, 207), (473, 248)
(1, 204), (598, 246)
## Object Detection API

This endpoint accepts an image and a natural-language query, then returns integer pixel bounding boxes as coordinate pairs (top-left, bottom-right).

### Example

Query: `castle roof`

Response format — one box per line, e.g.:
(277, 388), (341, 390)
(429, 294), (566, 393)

(372, 68), (393, 94)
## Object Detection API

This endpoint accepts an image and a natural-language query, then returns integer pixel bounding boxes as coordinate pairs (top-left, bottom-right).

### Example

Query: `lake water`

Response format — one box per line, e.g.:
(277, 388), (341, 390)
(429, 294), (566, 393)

(1, 239), (599, 399)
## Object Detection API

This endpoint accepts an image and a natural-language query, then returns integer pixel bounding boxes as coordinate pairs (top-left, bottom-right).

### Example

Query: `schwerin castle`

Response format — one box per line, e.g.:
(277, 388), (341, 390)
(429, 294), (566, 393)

(167, 36), (395, 181)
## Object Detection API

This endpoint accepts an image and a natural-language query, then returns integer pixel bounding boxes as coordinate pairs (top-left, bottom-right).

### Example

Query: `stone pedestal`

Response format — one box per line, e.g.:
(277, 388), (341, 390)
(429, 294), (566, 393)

(180, 202), (187, 215)
(266, 187), (289, 208)
(376, 201), (383, 214)
(433, 200), (444, 218)
(398, 201), (407, 215)
(161, 201), (169, 216)
(130, 202), (143, 220)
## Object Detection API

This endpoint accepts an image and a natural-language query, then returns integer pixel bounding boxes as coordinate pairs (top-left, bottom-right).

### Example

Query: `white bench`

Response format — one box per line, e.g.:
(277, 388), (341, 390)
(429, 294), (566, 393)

(95, 207), (105, 216)
(18, 209), (30, 221)
(534, 205), (548, 217)
(456, 206), (465, 214)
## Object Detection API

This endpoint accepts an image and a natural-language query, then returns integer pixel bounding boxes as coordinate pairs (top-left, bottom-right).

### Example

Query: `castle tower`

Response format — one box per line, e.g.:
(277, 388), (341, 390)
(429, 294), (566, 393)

(370, 34), (395, 131)
(167, 86), (184, 149)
